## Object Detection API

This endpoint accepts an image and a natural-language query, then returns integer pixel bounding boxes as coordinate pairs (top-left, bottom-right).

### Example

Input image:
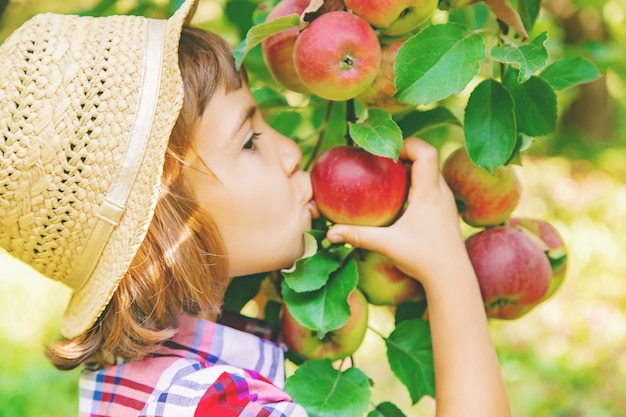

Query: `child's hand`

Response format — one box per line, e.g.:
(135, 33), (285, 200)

(326, 138), (467, 289)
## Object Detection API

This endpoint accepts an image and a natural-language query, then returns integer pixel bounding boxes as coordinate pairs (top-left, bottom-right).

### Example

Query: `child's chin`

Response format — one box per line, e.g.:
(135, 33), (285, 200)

(280, 233), (314, 273)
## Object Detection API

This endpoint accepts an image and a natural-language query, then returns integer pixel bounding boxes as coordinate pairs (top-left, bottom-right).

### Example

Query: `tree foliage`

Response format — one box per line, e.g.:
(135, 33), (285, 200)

(225, 0), (601, 414)
(2, 0), (625, 416)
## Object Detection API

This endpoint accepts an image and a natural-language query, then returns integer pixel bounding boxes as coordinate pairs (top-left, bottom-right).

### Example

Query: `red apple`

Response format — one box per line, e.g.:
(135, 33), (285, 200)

(344, 0), (437, 36)
(356, 39), (412, 114)
(311, 146), (408, 226)
(261, 0), (311, 94)
(356, 250), (424, 305)
(442, 147), (522, 227)
(281, 289), (369, 361)
(507, 217), (568, 300)
(293, 11), (381, 101)
(465, 225), (552, 319)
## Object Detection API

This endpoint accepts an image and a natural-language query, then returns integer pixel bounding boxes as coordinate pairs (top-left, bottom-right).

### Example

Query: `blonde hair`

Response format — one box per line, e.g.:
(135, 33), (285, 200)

(46, 27), (246, 370)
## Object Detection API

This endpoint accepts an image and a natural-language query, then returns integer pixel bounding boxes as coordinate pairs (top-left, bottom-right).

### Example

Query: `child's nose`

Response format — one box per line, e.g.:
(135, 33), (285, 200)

(277, 133), (303, 176)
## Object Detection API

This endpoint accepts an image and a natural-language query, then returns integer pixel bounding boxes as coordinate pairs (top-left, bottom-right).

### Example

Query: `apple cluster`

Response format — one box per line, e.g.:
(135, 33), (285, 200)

(267, 0), (568, 358)
(281, 146), (422, 362)
(442, 147), (568, 319)
(262, 0), (437, 108)
(282, 143), (568, 362)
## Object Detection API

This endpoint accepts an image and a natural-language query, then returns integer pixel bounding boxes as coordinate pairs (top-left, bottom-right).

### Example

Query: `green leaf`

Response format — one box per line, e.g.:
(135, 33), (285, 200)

(223, 273), (266, 312)
(285, 360), (371, 417)
(490, 32), (549, 83)
(269, 111), (302, 137)
(539, 57), (601, 91)
(281, 258), (359, 335)
(319, 100), (349, 149)
(233, 14), (300, 70)
(307, 229), (329, 244)
(368, 401), (408, 417)
(386, 319), (435, 404)
(506, 133), (535, 165)
(503, 68), (558, 137)
(448, 3), (491, 30)
(237, 42), (275, 84)
(282, 249), (340, 293)
(80, 0), (118, 16)
(394, 22), (486, 105)
(395, 107), (461, 137)
(349, 109), (403, 161)
(264, 300), (282, 324)
(395, 299), (428, 324)
(517, 0), (541, 32)
(548, 248), (567, 272)
(252, 0), (277, 25)
(328, 244), (355, 265)
(464, 79), (517, 173)
(224, 0), (258, 40)
(282, 231), (332, 293)
(252, 86), (289, 109)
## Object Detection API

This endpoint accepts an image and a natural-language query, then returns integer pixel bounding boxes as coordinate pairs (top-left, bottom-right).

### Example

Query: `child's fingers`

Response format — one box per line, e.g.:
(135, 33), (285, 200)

(401, 138), (441, 190)
(326, 224), (388, 255)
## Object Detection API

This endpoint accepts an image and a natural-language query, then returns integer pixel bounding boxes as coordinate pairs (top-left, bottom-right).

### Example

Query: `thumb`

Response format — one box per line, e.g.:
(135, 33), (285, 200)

(326, 224), (386, 253)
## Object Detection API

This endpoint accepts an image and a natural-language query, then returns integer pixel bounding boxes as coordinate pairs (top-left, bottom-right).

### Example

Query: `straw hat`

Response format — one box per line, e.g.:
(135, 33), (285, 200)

(0, 0), (198, 338)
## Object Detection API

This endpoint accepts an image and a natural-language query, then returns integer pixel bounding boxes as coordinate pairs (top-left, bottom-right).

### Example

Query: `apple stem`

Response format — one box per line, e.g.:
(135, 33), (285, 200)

(340, 54), (355, 70)
(496, 30), (508, 80)
(304, 100), (335, 170)
(345, 98), (356, 147)
(346, 98), (357, 124)
(367, 324), (387, 340)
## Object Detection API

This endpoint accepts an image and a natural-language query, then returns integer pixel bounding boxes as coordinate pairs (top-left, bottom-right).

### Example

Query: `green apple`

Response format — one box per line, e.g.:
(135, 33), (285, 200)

(281, 289), (369, 361)
(356, 250), (424, 305)
(344, 0), (437, 36)
(261, 0), (311, 94)
(442, 146), (522, 227)
(293, 11), (381, 101)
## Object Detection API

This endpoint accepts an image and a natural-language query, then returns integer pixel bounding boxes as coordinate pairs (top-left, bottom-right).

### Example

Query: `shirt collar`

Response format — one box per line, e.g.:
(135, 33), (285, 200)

(156, 314), (287, 387)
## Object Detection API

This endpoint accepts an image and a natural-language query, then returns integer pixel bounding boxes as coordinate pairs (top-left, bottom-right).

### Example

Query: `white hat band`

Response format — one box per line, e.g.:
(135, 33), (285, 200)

(64, 18), (167, 291)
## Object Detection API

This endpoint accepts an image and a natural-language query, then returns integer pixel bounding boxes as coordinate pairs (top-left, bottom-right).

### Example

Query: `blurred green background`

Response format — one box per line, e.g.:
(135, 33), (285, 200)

(1, 0), (625, 416)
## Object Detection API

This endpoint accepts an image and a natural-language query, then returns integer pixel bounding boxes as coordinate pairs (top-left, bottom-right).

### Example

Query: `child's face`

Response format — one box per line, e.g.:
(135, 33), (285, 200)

(185, 84), (318, 278)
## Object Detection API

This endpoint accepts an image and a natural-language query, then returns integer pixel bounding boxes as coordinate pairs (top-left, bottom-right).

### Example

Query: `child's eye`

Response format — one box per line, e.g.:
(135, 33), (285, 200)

(243, 131), (262, 150)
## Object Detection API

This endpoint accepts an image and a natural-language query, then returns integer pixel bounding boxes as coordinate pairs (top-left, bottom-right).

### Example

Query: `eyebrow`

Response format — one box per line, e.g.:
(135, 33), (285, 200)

(232, 105), (257, 141)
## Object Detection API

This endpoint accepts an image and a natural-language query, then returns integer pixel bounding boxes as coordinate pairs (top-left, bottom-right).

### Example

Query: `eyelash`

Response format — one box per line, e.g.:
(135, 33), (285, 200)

(243, 131), (262, 150)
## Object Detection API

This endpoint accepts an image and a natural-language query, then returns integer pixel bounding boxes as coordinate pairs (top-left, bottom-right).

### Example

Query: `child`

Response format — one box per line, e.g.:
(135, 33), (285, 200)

(0, 0), (510, 415)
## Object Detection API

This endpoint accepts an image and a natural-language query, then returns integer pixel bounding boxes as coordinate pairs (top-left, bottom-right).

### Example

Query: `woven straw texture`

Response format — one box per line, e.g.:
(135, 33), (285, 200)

(0, 0), (197, 338)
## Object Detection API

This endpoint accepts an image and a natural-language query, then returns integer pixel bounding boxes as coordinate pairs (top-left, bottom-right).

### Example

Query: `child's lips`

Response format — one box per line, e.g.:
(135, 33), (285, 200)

(308, 199), (320, 219)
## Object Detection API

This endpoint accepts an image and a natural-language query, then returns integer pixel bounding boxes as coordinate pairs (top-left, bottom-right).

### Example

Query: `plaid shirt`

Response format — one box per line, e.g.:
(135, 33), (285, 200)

(79, 315), (308, 417)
